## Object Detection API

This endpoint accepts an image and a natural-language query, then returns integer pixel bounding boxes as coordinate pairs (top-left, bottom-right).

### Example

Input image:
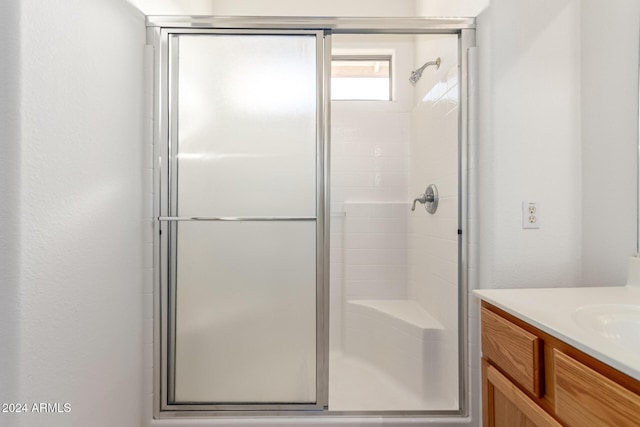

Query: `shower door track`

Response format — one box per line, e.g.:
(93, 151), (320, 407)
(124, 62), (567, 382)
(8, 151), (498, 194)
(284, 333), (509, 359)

(148, 16), (476, 419)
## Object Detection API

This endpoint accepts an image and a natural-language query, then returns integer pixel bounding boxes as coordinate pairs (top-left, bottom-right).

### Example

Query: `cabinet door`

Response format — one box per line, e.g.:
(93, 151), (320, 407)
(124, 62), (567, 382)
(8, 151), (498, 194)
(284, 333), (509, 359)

(483, 361), (562, 427)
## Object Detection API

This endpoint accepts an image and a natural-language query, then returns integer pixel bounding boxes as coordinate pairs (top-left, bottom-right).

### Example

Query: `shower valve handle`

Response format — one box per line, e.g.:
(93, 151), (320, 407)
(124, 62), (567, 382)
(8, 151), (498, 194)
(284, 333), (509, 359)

(411, 184), (439, 214)
(411, 194), (433, 211)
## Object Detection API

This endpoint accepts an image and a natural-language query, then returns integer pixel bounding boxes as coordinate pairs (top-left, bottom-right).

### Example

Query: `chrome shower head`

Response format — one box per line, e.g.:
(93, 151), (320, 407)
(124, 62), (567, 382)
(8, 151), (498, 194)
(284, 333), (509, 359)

(409, 57), (441, 86)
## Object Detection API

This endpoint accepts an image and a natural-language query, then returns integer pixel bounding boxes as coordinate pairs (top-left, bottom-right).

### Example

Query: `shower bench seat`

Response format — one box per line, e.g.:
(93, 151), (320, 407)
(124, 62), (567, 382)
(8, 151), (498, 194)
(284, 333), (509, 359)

(344, 299), (445, 400)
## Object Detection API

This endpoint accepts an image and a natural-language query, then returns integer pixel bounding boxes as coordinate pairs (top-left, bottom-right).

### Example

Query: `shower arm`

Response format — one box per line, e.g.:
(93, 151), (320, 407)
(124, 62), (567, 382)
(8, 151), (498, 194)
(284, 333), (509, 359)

(409, 57), (441, 85)
(415, 57), (441, 75)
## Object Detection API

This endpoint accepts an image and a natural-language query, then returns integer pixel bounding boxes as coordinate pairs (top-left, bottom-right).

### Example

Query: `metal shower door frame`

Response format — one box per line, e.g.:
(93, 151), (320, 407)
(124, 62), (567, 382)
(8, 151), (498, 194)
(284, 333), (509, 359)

(152, 27), (330, 414)
(148, 16), (476, 419)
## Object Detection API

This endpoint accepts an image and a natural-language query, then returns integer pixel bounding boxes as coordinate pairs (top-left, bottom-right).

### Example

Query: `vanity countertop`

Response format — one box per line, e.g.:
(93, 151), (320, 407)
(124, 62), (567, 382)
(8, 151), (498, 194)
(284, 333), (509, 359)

(473, 285), (640, 381)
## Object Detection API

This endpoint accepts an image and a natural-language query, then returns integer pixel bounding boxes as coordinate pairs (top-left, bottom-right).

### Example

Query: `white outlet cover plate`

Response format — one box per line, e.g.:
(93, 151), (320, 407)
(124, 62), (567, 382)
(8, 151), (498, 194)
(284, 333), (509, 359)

(522, 201), (540, 229)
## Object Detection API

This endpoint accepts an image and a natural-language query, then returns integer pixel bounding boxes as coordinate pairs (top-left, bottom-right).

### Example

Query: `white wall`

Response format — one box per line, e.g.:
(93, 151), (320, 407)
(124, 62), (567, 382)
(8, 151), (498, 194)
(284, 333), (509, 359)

(477, 0), (583, 290)
(129, 0), (420, 18)
(416, 0), (489, 17)
(581, 0), (640, 287)
(0, 1), (146, 426)
(127, 0), (493, 18)
(473, 3), (583, 424)
(209, 0), (416, 17)
(477, 0), (640, 291)
(0, 0), (21, 416)
(128, 0), (214, 15)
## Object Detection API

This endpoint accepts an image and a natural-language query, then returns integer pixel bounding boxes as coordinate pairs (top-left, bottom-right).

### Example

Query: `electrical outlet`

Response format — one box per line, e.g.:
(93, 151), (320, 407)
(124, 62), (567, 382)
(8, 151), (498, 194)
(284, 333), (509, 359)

(523, 201), (540, 229)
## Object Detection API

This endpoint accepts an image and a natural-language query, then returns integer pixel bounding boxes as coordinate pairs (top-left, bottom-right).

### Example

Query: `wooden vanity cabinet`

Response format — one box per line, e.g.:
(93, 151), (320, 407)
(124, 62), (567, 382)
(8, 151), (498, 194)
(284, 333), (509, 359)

(481, 301), (640, 427)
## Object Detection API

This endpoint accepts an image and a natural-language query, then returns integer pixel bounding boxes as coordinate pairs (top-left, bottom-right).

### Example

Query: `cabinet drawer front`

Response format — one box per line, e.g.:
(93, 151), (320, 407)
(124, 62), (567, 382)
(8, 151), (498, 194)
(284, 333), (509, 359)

(482, 307), (541, 396)
(554, 350), (640, 427)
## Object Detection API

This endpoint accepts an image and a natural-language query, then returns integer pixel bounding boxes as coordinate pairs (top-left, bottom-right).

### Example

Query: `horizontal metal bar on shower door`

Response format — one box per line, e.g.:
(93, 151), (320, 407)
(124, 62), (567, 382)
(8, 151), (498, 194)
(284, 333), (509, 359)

(157, 216), (317, 221)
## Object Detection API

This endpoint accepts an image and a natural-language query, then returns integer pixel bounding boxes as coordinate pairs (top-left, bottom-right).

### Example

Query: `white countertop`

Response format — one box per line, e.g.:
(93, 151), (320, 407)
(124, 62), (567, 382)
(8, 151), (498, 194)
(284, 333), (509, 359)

(473, 285), (640, 381)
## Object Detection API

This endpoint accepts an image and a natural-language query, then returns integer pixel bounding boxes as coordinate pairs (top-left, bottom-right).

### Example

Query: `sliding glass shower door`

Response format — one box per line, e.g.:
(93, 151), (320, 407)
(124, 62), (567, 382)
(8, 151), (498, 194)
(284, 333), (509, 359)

(160, 31), (327, 409)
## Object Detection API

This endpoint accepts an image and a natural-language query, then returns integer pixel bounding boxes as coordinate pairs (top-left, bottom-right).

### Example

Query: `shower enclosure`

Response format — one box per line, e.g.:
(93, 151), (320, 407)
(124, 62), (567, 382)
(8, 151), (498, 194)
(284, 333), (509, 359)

(149, 16), (474, 418)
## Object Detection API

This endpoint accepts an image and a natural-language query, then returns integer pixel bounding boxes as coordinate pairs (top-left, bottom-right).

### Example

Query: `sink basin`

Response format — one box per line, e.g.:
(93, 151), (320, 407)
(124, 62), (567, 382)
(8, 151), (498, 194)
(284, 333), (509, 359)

(572, 304), (640, 352)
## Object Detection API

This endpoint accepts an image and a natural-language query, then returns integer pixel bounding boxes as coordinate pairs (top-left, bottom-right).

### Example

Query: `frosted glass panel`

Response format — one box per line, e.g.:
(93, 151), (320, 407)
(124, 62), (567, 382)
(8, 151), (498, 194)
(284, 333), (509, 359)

(177, 35), (317, 217)
(174, 221), (317, 403)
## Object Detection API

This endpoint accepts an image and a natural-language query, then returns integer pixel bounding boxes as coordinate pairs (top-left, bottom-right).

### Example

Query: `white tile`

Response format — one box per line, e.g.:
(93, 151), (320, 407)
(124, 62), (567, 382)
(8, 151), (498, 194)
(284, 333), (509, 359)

(331, 216), (344, 229)
(341, 187), (377, 201)
(368, 203), (394, 218)
(331, 156), (375, 173)
(343, 203), (371, 217)
(332, 172), (374, 188)
(330, 263), (343, 280)
(344, 248), (407, 266)
(421, 236), (458, 263)
(329, 187), (345, 206)
(374, 172), (407, 188)
(344, 232), (407, 250)
(374, 185), (407, 200)
(344, 217), (392, 233)
(330, 247), (343, 264)
(347, 264), (406, 282)
(374, 156), (407, 172)
(330, 232), (343, 248)
(346, 280), (406, 299)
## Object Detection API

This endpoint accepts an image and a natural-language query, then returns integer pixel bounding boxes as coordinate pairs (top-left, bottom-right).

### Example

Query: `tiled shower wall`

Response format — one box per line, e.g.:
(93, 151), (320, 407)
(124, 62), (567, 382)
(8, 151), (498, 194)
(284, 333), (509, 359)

(329, 35), (461, 364)
(408, 35), (460, 403)
(343, 201), (409, 301)
(330, 108), (411, 350)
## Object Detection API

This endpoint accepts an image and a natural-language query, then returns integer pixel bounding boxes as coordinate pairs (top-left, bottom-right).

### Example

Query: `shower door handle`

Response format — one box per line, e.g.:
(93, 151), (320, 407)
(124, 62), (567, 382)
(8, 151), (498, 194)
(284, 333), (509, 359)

(411, 184), (439, 214)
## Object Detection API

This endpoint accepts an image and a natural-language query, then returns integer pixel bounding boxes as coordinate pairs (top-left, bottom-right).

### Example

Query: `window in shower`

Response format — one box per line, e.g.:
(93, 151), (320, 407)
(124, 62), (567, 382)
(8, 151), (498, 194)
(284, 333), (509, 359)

(331, 55), (392, 101)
